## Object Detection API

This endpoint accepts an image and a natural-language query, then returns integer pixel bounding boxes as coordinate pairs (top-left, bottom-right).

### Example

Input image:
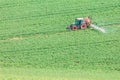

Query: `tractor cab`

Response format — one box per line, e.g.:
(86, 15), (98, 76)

(74, 18), (84, 26)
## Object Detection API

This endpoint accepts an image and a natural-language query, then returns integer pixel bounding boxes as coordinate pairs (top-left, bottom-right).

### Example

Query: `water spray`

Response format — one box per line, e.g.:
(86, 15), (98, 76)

(90, 24), (106, 33)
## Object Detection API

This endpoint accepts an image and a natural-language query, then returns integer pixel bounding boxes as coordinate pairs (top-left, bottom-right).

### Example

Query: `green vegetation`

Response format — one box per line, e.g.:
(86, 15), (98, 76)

(0, 0), (120, 80)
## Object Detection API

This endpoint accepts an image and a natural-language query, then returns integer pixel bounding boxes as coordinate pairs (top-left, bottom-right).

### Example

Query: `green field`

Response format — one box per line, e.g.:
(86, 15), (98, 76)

(0, 0), (120, 80)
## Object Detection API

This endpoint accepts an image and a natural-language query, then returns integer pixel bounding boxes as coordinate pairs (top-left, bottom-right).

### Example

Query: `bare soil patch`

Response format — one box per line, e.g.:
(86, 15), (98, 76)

(8, 37), (23, 41)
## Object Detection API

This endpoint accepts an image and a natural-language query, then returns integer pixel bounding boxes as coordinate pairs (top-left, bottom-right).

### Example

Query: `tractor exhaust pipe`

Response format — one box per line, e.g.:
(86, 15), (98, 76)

(90, 24), (106, 33)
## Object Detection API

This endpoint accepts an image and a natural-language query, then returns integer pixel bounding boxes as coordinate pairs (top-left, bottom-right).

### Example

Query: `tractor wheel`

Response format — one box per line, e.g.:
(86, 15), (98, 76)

(72, 26), (78, 30)
(81, 24), (87, 29)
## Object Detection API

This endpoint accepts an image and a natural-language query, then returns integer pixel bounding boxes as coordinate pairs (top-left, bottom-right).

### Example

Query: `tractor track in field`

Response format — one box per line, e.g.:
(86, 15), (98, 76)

(0, 30), (66, 41)
(0, 1), (119, 9)
(0, 4), (120, 22)
(0, 22), (119, 41)
(0, 39), (119, 53)
(0, 1), (40, 9)
(0, 22), (120, 41)
(101, 23), (120, 26)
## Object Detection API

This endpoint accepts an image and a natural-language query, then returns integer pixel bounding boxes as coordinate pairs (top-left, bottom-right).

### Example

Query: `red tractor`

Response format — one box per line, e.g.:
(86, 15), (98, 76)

(66, 17), (91, 30)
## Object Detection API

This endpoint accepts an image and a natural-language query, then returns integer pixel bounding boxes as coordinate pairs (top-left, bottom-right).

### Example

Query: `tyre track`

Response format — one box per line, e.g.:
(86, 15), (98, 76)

(0, 21), (119, 40)
(0, 3), (120, 22)
(0, 39), (119, 53)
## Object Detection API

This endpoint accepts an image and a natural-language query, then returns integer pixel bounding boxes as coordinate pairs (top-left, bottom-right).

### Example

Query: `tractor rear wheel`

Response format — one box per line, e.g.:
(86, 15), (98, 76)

(81, 24), (87, 29)
(72, 26), (78, 30)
